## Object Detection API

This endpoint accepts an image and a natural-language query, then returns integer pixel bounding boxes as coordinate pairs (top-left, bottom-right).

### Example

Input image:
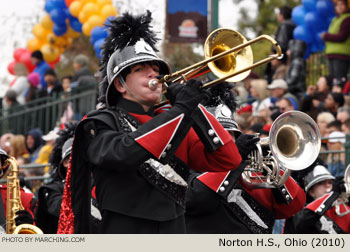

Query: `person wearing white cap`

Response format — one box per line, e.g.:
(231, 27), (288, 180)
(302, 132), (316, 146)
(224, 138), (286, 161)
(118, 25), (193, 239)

(34, 130), (59, 175)
(327, 131), (346, 177)
(290, 165), (350, 233)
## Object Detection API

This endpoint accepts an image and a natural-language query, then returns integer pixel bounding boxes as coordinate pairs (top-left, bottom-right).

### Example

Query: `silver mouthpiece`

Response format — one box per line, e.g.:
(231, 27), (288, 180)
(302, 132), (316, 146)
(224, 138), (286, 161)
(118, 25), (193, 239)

(148, 79), (159, 90)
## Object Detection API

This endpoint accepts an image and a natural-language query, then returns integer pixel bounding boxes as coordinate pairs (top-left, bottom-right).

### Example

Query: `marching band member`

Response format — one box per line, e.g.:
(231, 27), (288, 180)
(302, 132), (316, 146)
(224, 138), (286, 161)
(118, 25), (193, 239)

(57, 11), (241, 234)
(185, 83), (306, 233)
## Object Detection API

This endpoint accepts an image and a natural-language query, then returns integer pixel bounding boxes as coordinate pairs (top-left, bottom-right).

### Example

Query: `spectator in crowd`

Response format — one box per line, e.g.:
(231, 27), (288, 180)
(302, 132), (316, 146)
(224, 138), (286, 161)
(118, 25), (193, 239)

(71, 54), (97, 120)
(35, 129), (59, 175)
(321, 0), (350, 80)
(9, 63), (29, 105)
(300, 75), (333, 120)
(26, 72), (41, 104)
(342, 117), (350, 134)
(324, 92), (345, 117)
(43, 69), (63, 98)
(25, 128), (44, 164)
(61, 75), (72, 95)
(327, 131), (346, 177)
(31, 50), (51, 89)
(242, 71), (260, 104)
(285, 40), (307, 100)
(265, 58), (288, 84)
(275, 6), (296, 58)
(326, 120), (342, 136)
(337, 106), (350, 123)
(9, 134), (30, 177)
(316, 112), (336, 154)
(249, 79), (270, 117)
(0, 133), (14, 154)
(264, 79), (298, 110)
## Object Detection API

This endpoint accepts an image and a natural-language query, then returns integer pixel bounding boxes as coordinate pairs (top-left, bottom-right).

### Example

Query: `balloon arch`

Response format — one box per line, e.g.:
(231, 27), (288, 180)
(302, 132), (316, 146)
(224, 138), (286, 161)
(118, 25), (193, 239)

(7, 0), (117, 75)
(292, 0), (336, 59)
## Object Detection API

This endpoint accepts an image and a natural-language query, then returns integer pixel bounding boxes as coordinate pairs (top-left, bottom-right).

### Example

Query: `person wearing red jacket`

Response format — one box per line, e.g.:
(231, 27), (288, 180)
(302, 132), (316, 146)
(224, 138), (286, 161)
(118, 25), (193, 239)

(57, 11), (241, 234)
(0, 148), (35, 233)
(185, 83), (306, 234)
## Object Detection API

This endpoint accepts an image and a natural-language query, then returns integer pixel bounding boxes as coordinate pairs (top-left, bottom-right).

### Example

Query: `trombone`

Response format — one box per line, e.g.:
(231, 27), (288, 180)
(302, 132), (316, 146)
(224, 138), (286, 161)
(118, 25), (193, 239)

(149, 28), (283, 91)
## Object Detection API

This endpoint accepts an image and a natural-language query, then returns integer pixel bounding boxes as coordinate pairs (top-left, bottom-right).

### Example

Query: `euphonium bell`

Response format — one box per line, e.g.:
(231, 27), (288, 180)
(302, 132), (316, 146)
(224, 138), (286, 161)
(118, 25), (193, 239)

(334, 164), (350, 216)
(242, 111), (321, 188)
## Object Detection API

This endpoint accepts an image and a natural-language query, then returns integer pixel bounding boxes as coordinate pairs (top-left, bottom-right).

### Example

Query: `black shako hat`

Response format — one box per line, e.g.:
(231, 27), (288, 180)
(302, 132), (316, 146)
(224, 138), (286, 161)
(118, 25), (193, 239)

(98, 10), (171, 107)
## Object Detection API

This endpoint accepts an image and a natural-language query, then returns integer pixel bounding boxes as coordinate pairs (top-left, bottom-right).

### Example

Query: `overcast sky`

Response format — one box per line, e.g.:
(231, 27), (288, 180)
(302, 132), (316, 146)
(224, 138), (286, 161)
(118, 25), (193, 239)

(0, 0), (257, 96)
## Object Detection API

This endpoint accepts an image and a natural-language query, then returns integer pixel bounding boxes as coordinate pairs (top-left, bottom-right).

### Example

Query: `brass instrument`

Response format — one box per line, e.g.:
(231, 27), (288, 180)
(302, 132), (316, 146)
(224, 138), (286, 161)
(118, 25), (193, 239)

(3, 156), (43, 234)
(149, 28), (282, 90)
(334, 164), (350, 216)
(241, 111), (321, 188)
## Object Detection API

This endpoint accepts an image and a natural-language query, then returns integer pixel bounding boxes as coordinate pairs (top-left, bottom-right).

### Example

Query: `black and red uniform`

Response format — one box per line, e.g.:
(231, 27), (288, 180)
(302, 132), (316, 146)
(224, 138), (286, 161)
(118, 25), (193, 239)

(0, 185), (34, 232)
(58, 98), (241, 233)
(292, 192), (350, 233)
(185, 168), (306, 233)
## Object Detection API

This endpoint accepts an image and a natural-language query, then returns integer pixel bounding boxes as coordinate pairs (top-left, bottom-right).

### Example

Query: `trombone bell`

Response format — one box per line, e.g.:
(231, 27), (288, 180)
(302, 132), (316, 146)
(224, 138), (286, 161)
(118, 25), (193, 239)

(204, 29), (253, 83)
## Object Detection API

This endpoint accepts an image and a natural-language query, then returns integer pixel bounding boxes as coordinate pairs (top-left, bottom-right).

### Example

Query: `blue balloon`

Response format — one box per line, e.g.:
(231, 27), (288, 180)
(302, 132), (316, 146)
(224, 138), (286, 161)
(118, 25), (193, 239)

(90, 26), (108, 45)
(50, 8), (67, 25)
(302, 0), (317, 12)
(70, 18), (82, 32)
(293, 25), (313, 43)
(305, 11), (324, 31)
(292, 5), (306, 26)
(316, 0), (335, 17)
(45, 0), (56, 13)
(94, 39), (105, 59)
(52, 0), (67, 9)
(53, 23), (67, 36)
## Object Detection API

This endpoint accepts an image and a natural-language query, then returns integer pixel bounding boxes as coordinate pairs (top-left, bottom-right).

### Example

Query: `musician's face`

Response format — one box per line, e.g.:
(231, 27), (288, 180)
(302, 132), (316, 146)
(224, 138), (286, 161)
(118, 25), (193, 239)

(114, 62), (161, 110)
(309, 179), (334, 199)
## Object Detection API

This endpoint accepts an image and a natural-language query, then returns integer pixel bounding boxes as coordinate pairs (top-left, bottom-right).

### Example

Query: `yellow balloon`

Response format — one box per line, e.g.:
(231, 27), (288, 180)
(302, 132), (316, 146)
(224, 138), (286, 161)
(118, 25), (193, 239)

(100, 4), (117, 21)
(66, 26), (81, 38)
(41, 44), (60, 63)
(27, 38), (42, 52)
(87, 15), (104, 29)
(78, 10), (89, 23)
(82, 0), (97, 4)
(32, 24), (49, 41)
(82, 22), (93, 36)
(41, 15), (54, 30)
(46, 32), (58, 45)
(82, 3), (99, 17)
(97, 0), (112, 6)
(69, 1), (82, 17)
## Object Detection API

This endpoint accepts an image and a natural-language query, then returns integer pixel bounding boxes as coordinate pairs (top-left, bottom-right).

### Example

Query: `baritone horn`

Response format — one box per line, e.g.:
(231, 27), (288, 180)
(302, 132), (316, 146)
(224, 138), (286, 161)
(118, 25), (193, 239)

(334, 164), (350, 216)
(149, 28), (283, 90)
(241, 111), (321, 188)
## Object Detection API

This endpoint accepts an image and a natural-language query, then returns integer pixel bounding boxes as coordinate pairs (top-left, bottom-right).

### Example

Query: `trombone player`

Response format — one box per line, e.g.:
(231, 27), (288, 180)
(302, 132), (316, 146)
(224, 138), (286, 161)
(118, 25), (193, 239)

(0, 147), (36, 233)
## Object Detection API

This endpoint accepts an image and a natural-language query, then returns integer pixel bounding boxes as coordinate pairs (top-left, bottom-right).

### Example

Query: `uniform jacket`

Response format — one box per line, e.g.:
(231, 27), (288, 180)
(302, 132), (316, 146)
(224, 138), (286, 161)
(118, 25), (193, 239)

(186, 167), (306, 234)
(58, 98), (241, 233)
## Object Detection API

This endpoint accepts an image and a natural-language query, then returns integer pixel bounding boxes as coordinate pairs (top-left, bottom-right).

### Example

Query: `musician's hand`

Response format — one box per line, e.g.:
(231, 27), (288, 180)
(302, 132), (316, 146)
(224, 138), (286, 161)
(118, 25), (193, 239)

(173, 79), (210, 115)
(165, 83), (184, 105)
(333, 176), (346, 194)
(235, 134), (260, 160)
(15, 210), (34, 225)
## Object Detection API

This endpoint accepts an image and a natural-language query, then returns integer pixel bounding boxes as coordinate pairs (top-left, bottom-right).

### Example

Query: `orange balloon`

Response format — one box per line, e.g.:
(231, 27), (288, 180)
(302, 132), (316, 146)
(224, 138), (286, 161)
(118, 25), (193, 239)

(27, 38), (42, 52)
(82, 3), (99, 17)
(82, 22), (93, 36)
(41, 44), (60, 63)
(82, 0), (97, 4)
(78, 10), (89, 23)
(87, 15), (104, 29)
(32, 24), (49, 41)
(41, 15), (54, 30)
(100, 4), (117, 21)
(69, 1), (82, 17)
(97, 0), (112, 6)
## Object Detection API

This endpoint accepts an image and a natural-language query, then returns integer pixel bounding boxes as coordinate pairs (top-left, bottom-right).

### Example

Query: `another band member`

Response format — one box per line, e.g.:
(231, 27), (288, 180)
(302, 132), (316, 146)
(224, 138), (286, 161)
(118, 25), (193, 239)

(0, 148), (35, 233)
(290, 165), (350, 233)
(185, 84), (306, 233)
(58, 11), (242, 234)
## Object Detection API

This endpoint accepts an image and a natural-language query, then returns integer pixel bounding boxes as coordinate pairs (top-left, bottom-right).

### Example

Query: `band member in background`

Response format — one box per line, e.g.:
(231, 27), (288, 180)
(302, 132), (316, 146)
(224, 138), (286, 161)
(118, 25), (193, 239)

(185, 83), (306, 233)
(58, 11), (242, 234)
(0, 148), (35, 233)
(287, 165), (350, 233)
